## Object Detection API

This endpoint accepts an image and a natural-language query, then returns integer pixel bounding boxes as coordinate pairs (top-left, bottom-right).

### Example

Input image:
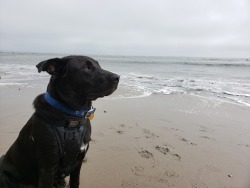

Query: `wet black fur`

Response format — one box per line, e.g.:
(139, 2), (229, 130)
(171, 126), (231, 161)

(0, 56), (119, 188)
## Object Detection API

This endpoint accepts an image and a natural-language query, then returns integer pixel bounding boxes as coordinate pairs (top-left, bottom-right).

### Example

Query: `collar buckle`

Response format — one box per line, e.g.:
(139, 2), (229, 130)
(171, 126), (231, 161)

(85, 107), (96, 119)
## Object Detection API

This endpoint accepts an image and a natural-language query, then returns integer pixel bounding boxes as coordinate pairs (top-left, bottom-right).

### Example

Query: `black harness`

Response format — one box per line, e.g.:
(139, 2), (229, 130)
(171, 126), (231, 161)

(44, 92), (95, 177)
(53, 118), (90, 177)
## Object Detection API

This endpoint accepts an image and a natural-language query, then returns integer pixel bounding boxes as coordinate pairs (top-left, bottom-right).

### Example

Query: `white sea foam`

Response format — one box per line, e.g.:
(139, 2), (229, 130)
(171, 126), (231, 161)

(1, 53), (250, 107)
(235, 99), (250, 107)
(0, 82), (28, 86)
(223, 91), (250, 97)
(118, 70), (250, 107)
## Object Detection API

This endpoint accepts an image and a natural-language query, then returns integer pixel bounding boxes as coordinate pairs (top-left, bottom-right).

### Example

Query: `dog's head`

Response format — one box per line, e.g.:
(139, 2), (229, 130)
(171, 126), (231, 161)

(36, 56), (119, 106)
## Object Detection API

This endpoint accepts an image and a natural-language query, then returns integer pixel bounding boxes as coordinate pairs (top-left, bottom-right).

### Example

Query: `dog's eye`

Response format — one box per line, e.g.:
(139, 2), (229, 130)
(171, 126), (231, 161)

(82, 64), (92, 71)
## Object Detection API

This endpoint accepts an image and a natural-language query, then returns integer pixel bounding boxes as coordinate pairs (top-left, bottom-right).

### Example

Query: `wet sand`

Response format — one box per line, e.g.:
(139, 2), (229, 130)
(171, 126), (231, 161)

(0, 86), (250, 187)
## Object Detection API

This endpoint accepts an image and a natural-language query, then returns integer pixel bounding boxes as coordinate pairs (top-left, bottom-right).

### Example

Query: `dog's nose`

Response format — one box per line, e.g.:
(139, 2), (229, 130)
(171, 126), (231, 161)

(111, 74), (120, 83)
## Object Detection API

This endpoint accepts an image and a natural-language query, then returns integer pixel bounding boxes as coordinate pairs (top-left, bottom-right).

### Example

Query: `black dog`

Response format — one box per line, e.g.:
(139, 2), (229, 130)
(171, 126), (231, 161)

(0, 56), (119, 188)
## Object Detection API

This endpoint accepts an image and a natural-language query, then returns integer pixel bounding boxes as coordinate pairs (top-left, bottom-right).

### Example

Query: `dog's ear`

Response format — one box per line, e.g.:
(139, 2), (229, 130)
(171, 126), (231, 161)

(36, 58), (65, 75)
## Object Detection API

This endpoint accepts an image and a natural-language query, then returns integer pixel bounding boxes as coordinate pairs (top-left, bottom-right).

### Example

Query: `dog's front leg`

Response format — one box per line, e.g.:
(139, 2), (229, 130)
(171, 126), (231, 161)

(69, 162), (82, 188)
(38, 169), (55, 188)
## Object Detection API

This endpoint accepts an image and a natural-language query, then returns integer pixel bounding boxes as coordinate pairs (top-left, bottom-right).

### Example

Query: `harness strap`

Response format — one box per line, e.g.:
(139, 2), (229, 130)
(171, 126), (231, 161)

(53, 118), (89, 176)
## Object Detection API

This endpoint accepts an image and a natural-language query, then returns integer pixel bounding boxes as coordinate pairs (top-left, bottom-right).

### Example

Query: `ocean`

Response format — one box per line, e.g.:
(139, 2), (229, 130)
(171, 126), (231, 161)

(0, 52), (250, 107)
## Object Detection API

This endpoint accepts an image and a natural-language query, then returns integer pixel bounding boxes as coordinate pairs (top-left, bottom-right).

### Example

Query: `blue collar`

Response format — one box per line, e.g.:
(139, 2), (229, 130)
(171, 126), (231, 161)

(44, 92), (95, 118)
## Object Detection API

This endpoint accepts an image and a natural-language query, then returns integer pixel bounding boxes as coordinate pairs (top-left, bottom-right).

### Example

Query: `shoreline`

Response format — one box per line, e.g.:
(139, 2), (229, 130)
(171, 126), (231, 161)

(0, 86), (250, 187)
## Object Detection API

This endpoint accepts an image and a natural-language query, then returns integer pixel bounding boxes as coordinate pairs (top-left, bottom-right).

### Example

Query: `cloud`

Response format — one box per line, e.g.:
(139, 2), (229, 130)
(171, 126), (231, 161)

(0, 0), (249, 57)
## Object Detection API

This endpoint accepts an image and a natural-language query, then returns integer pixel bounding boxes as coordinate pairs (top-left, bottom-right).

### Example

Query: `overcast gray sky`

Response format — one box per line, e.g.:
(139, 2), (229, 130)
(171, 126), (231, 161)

(0, 0), (249, 57)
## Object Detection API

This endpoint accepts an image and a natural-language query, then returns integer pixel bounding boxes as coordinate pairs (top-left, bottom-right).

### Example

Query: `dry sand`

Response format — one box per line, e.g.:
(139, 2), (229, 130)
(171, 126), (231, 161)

(0, 86), (250, 188)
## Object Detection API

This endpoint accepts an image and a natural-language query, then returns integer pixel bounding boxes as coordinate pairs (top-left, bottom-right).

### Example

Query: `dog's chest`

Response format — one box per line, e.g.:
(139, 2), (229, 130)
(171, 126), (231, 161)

(53, 119), (88, 175)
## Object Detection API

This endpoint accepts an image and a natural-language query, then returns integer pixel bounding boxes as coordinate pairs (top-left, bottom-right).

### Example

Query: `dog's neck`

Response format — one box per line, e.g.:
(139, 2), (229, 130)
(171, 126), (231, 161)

(44, 92), (95, 119)
(47, 82), (91, 111)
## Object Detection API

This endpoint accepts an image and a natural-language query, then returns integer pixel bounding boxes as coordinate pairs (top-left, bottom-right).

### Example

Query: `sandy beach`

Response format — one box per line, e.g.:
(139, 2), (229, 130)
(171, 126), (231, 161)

(0, 86), (250, 188)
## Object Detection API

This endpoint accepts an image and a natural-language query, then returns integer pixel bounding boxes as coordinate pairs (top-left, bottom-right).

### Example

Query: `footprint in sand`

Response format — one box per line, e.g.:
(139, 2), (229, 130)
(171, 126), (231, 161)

(171, 153), (181, 161)
(131, 166), (145, 176)
(158, 178), (170, 185)
(180, 138), (197, 146)
(199, 129), (206, 132)
(138, 149), (154, 159)
(116, 130), (124, 135)
(143, 129), (159, 139)
(171, 127), (184, 132)
(164, 143), (175, 149)
(164, 170), (179, 178)
(200, 136), (216, 141)
(113, 124), (127, 135)
(155, 146), (181, 161)
(199, 125), (208, 133)
(155, 145), (170, 155)
(199, 125), (214, 134)
(120, 124), (126, 128)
